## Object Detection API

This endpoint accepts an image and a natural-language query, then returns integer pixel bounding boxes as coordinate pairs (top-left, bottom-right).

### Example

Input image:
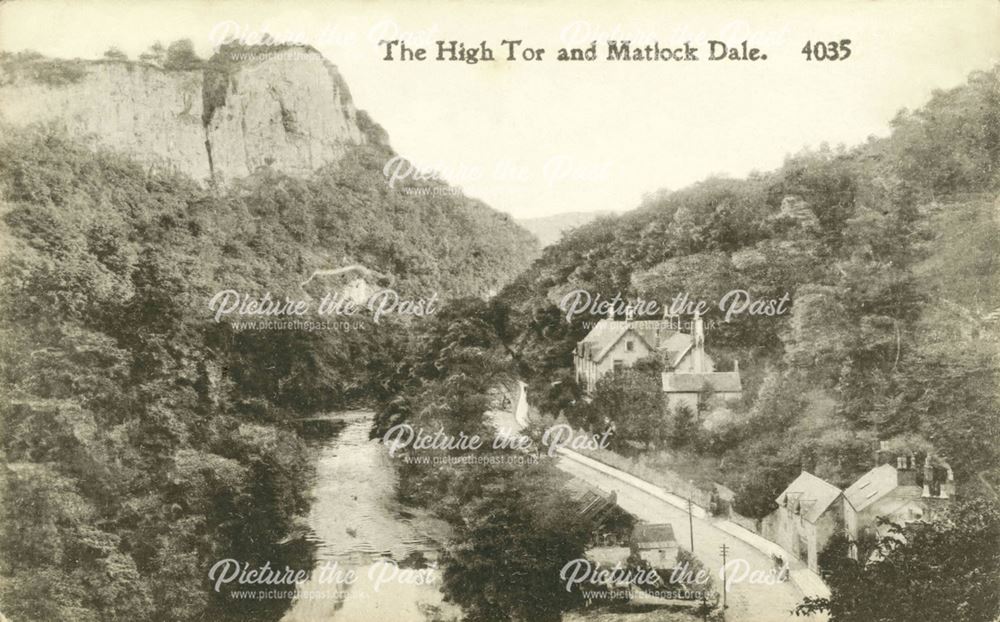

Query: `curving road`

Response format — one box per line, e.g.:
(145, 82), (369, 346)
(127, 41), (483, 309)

(556, 450), (828, 622)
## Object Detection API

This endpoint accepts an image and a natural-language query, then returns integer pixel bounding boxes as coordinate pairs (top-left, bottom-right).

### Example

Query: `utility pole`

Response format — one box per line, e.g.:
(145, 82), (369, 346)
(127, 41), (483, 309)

(687, 494), (695, 552)
(720, 543), (729, 613)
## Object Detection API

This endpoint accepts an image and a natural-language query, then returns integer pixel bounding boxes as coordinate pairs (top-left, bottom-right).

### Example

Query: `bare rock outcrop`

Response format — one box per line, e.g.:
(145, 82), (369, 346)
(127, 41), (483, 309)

(0, 46), (366, 182)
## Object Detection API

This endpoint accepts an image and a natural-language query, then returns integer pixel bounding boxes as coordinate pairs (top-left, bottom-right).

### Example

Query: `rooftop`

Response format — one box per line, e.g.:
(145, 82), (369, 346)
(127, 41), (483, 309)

(578, 319), (666, 363)
(775, 471), (843, 523)
(632, 523), (677, 547)
(843, 464), (913, 513)
(662, 371), (743, 393)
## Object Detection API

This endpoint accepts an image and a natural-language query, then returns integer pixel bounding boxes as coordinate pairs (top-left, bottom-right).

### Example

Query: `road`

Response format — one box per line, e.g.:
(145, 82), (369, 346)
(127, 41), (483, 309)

(556, 451), (827, 622)
(487, 408), (827, 621)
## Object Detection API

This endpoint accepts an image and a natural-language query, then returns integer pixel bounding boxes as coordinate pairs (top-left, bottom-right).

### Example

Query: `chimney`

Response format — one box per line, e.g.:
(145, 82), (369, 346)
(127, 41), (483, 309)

(625, 303), (635, 323)
(734, 359), (739, 373)
(692, 313), (705, 373)
(941, 466), (955, 499)
(607, 303), (616, 322)
(897, 454), (917, 486)
(922, 455), (934, 498)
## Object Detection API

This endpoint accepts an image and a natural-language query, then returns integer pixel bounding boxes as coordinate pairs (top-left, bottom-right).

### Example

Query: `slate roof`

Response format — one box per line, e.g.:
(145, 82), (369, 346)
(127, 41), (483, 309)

(578, 319), (659, 363)
(662, 371), (742, 393)
(775, 472), (843, 523)
(843, 464), (906, 513)
(632, 523), (677, 547)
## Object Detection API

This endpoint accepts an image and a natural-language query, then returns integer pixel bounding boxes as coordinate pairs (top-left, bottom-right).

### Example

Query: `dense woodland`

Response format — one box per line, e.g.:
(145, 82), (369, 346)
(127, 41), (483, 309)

(0, 103), (536, 621)
(369, 66), (999, 622)
(496, 66), (1000, 517)
(0, 44), (997, 622)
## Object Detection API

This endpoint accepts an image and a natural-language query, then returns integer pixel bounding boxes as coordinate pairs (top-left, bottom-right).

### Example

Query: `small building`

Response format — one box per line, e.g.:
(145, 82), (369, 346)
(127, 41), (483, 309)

(661, 315), (742, 412)
(843, 457), (954, 541)
(762, 471), (844, 572)
(631, 523), (679, 568)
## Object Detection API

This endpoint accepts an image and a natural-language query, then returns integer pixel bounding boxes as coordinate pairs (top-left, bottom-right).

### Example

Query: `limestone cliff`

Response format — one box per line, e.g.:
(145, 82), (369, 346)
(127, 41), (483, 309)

(0, 47), (365, 182)
(202, 47), (364, 181)
(0, 59), (211, 178)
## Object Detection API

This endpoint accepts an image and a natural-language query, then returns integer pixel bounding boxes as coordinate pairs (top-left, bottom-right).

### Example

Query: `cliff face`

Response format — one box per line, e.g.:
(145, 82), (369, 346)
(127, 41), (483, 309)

(0, 60), (211, 178)
(0, 48), (365, 182)
(204, 48), (364, 181)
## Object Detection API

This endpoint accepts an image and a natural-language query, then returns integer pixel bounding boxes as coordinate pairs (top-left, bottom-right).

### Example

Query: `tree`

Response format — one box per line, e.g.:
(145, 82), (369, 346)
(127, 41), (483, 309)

(163, 39), (202, 71)
(588, 365), (665, 449)
(138, 41), (165, 65)
(798, 498), (1000, 622)
(103, 47), (128, 61)
(669, 403), (699, 449)
(441, 462), (590, 622)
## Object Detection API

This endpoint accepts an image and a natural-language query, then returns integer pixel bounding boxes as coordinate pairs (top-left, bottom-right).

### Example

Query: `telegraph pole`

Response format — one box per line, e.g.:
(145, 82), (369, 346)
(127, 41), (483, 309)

(720, 543), (729, 613)
(687, 495), (695, 552)
(687, 479), (695, 553)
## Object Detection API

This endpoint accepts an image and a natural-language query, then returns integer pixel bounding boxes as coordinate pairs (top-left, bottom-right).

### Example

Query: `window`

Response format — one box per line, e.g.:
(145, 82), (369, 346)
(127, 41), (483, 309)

(626, 340), (634, 352)
(613, 360), (624, 373)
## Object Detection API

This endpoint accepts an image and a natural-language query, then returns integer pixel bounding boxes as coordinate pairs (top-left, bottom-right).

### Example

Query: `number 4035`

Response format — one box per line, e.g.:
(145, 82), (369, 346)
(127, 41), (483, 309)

(801, 40), (852, 61)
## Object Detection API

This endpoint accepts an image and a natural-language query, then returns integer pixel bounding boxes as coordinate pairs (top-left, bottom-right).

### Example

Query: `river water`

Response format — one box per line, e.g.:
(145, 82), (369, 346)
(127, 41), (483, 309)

(282, 411), (459, 622)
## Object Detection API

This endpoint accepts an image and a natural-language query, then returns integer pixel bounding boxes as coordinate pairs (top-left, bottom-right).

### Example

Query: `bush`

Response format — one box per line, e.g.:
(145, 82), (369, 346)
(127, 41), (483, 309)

(163, 39), (202, 71)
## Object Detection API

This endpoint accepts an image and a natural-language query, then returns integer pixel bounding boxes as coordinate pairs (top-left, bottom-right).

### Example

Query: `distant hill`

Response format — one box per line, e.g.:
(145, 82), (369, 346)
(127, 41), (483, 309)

(517, 210), (616, 247)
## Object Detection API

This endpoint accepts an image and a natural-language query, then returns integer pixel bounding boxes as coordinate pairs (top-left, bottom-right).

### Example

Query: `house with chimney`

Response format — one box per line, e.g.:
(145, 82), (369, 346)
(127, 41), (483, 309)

(763, 471), (845, 572)
(574, 309), (742, 408)
(842, 454), (955, 541)
(660, 314), (742, 412)
(574, 309), (661, 393)
(763, 450), (955, 572)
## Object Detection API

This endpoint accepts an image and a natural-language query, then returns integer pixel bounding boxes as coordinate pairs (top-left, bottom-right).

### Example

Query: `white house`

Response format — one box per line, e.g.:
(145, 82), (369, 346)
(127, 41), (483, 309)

(574, 317), (659, 393)
(574, 309), (741, 402)
(762, 471), (844, 572)
(660, 315), (742, 411)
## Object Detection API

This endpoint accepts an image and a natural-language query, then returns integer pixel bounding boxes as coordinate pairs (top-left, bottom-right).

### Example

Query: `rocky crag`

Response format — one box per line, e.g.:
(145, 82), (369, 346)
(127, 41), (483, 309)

(0, 46), (367, 182)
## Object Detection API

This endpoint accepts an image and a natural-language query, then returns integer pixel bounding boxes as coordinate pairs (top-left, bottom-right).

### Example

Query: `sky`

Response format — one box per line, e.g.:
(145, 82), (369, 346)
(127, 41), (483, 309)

(1, 0), (998, 219)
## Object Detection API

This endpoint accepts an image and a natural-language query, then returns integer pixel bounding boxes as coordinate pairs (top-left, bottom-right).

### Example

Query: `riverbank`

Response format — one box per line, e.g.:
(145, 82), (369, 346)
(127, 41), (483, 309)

(282, 413), (459, 622)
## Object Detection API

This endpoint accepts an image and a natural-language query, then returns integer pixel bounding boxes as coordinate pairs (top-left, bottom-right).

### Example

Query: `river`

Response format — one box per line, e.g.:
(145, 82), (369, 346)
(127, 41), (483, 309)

(282, 411), (459, 622)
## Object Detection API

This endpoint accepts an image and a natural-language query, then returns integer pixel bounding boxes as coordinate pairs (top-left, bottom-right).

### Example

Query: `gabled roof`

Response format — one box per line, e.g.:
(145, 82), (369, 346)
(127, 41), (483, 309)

(662, 371), (742, 393)
(578, 319), (657, 363)
(578, 319), (702, 365)
(843, 464), (908, 513)
(775, 472), (842, 523)
(631, 321), (685, 354)
(632, 523), (677, 547)
(658, 332), (695, 368)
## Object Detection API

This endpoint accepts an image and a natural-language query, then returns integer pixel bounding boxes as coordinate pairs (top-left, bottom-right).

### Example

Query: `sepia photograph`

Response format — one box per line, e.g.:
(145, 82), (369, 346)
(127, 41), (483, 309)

(0, 1), (997, 621)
